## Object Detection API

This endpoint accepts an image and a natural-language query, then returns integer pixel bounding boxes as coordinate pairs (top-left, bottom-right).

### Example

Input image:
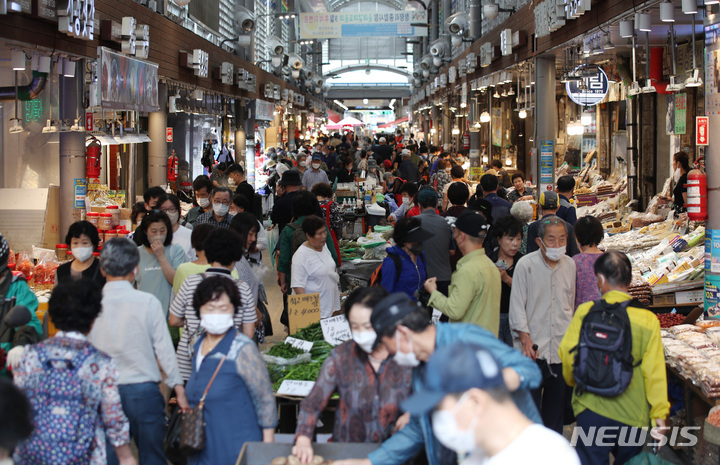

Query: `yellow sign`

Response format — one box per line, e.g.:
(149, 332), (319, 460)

(288, 293), (321, 334)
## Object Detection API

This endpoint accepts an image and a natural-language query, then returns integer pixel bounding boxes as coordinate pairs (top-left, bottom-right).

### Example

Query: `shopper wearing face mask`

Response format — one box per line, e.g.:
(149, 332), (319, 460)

(135, 210), (187, 316)
(292, 287), (412, 464)
(55, 220), (106, 286)
(196, 187), (234, 228)
(157, 194), (195, 262)
(524, 191), (580, 257)
(184, 176), (214, 227)
(184, 276), (276, 465)
(424, 210), (501, 336)
(402, 343), (579, 465)
(170, 228), (257, 382)
(429, 159), (452, 200)
(379, 217), (432, 300)
(333, 293), (541, 465)
(90, 238), (189, 465)
(509, 215), (576, 434)
(302, 153), (330, 190)
(388, 182), (418, 222)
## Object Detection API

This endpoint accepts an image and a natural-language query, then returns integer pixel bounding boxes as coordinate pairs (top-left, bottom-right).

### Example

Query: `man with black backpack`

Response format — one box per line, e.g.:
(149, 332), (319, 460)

(559, 251), (670, 465)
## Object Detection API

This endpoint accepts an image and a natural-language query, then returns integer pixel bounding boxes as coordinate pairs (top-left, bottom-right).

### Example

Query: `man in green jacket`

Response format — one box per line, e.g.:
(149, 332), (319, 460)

(424, 209), (501, 336)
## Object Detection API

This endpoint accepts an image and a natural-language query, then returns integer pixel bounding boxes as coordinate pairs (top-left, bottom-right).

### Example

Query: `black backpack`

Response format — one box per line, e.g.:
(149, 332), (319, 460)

(570, 299), (640, 397)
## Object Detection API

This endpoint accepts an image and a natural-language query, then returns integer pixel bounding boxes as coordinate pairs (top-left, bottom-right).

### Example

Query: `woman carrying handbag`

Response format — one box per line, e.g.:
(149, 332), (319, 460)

(183, 276), (277, 464)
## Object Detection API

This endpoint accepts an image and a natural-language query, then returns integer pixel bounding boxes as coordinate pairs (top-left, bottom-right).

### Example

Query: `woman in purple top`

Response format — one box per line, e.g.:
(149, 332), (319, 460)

(573, 216), (605, 310)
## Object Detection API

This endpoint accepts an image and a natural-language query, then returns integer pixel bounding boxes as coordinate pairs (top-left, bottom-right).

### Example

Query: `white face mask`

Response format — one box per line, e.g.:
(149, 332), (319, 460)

(300, 161), (307, 168)
(149, 234), (166, 244)
(353, 330), (377, 353)
(432, 395), (477, 454)
(402, 196), (411, 206)
(71, 246), (93, 262)
(197, 197), (211, 208)
(166, 211), (180, 225)
(213, 203), (229, 217)
(445, 168), (451, 173)
(673, 167), (682, 183)
(540, 239), (566, 261)
(200, 313), (234, 335)
(394, 331), (420, 367)
(312, 162), (322, 170)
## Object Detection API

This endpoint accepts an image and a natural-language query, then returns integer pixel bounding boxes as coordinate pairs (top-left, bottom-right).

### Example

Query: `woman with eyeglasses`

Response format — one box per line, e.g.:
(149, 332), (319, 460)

(157, 194), (195, 262)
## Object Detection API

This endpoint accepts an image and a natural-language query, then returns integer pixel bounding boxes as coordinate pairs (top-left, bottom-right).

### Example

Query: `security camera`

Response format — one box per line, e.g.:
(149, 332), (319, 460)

(420, 54), (433, 70)
(303, 68), (314, 80)
(483, 4), (499, 20)
(445, 12), (468, 36)
(412, 70), (421, 79)
(233, 6), (255, 34)
(313, 76), (324, 87)
(288, 53), (304, 70)
(268, 36), (285, 56)
(430, 39), (448, 58)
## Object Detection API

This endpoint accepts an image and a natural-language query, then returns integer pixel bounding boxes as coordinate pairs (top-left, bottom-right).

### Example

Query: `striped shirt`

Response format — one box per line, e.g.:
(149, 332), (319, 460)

(169, 268), (256, 381)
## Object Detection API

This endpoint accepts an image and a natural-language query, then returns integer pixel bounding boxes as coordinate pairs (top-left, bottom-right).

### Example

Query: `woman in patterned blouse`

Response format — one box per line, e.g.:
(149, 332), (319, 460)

(11, 279), (136, 465)
(292, 287), (413, 464)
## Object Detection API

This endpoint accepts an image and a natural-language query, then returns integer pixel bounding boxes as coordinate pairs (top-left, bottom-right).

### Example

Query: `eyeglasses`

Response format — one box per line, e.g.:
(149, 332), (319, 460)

(161, 208), (178, 214)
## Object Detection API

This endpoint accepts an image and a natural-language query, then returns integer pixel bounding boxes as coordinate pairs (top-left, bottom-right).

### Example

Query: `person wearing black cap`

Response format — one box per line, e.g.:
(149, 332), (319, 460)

(402, 343), (579, 465)
(271, 170), (303, 234)
(379, 217), (432, 300)
(333, 293), (541, 465)
(302, 153), (331, 190)
(424, 210), (501, 336)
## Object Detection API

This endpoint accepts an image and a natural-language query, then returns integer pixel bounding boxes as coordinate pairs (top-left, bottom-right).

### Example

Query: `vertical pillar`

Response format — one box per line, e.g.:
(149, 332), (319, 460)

(535, 57), (556, 192)
(245, 101), (256, 187)
(235, 99), (247, 170)
(148, 82), (168, 187)
(469, 129), (481, 182)
(59, 62), (85, 237)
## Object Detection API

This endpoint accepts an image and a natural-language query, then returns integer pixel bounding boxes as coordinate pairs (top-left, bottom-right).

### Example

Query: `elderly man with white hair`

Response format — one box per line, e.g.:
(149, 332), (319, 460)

(510, 200), (533, 255)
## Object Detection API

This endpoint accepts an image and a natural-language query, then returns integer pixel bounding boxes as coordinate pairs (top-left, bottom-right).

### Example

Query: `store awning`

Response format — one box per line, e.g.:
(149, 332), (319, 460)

(93, 133), (152, 146)
(327, 110), (342, 123)
(377, 116), (409, 129)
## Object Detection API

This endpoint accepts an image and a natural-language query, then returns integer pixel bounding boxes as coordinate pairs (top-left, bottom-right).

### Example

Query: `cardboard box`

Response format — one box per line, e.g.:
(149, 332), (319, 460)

(236, 442), (379, 465)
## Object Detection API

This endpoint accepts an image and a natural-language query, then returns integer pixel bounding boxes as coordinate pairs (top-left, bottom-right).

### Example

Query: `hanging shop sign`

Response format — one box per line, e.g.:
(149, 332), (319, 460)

(480, 42), (495, 68)
(492, 108), (502, 147)
(179, 49), (209, 78)
(299, 11), (428, 39)
(97, 47), (159, 112)
(674, 93), (687, 135)
(500, 29), (513, 56)
(697, 116), (709, 145)
(254, 99), (275, 122)
(565, 65), (609, 106)
(58, 0), (95, 40)
(540, 140), (555, 189)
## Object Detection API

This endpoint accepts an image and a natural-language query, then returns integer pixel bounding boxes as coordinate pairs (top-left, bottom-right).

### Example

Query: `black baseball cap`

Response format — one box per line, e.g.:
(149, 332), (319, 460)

(279, 170), (302, 186)
(370, 293), (424, 349)
(404, 224), (434, 243)
(454, 209), (490, 238)
(402, 343), (505, 415)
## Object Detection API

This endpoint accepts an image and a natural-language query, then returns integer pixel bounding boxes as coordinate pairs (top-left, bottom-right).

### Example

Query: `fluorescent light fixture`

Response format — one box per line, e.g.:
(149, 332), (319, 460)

(682, 0), (697, 14)
(637, 13), (652, 32)
(333, 100), (348, 110)
(660, 1), (675, 21)
(619, 20), (634, 38)
(11, 50), (25, 70)
(63, 59), (76, 77)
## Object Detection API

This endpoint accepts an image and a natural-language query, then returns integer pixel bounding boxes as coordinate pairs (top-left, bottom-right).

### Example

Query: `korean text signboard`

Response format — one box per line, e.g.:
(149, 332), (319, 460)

(566, 65), (609, 106)
(288, 293), (321, 334)
(299, 11), (428, 39)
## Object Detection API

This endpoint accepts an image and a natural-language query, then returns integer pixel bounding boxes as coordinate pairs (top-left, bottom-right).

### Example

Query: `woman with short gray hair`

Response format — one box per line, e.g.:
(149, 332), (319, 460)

(98, 238), (140, 277)
(510, 200), (534, 255)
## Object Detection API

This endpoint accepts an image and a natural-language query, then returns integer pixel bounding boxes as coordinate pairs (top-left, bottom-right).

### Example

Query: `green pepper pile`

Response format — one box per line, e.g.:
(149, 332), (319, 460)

(267, 324), (337, 392)
(267, 342), (305, 359)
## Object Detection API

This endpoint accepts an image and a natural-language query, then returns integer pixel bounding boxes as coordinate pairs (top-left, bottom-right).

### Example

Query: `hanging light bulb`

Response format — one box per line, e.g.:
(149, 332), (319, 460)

(474, 121), (481, 128)
(480, 111), (491, 123)
(581, 111), (592, 125)
(519, 109), (527, 119)
(452, 127), (460, 135)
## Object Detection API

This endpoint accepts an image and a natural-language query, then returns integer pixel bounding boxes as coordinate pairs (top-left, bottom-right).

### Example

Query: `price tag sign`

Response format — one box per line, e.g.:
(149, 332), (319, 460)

(285, 337), (313, 352)
(288, 293), (321, 335)
(277, 380), (315, 397)
(321, 315), (352, 346)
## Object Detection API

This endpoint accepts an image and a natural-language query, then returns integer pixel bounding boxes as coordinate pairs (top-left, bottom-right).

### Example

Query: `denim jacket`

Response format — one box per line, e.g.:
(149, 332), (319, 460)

(367, 323), (542, 465)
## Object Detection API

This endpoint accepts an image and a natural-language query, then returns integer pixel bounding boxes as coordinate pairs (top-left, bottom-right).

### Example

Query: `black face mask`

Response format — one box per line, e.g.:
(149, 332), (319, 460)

(409, 243), (424, 255)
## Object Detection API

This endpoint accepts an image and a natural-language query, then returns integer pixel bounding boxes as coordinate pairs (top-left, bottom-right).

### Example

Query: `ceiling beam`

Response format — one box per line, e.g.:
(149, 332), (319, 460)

(325, 63), (412, 79)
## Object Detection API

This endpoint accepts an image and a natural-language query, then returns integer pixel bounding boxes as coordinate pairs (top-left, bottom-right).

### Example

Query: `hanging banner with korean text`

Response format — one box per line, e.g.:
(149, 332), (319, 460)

(299, 11), (428, 39)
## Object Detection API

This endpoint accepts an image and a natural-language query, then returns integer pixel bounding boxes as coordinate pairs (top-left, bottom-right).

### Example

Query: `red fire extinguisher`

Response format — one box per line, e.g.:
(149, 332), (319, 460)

(86, 137), (101, 182)
(686, 169), (707, 221)
(462, 132), (470, 150)
(167, 150), (178, 182)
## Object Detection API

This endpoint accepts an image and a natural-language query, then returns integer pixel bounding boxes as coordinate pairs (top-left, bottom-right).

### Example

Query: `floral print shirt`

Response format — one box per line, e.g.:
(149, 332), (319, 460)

(573, 252), (603, 310)
(295, 341), (412, 443)
(13, 332), (130, 465)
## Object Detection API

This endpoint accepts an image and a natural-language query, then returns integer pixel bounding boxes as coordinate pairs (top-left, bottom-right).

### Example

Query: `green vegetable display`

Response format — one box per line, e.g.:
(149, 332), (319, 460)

(267, 342), (305, 359)
(290, 322), (324, 342)
(269, 323), (336, 392)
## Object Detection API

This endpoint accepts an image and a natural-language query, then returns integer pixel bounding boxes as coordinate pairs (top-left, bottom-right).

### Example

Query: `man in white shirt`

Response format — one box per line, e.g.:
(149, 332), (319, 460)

(509, 215), (576, 433)
(90, 238), (189, 465)
(402, 343), (579, 465)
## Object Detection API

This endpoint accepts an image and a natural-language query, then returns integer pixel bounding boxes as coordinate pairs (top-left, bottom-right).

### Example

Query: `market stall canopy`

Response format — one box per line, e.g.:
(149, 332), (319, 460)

(92, 133), (152, 145)
(337, 117), (364, 126)
(377, 116), (408, 129)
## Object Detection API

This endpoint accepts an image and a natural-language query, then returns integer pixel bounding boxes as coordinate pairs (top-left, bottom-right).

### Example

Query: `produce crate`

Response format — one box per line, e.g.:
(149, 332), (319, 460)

(236, 442), (379, 465)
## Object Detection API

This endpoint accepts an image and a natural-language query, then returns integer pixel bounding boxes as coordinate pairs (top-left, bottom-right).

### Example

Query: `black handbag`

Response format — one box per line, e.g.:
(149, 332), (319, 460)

(164, 403), (187, 465)
(179, 355), (226, 455)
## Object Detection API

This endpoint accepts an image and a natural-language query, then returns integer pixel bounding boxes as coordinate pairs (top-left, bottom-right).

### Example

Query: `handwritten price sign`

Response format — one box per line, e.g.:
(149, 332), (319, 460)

(285, 337), (314, 352)
(288, 293), (321, 334)
(321, 315), (352, 346)
(277, 380), (315, 397)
